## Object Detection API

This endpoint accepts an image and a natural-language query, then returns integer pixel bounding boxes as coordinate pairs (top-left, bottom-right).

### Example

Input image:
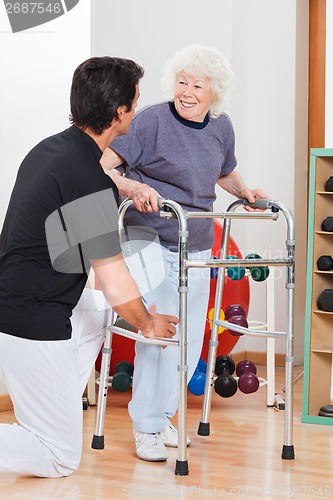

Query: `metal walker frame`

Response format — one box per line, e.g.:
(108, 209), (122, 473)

(91, 197), (295, 475)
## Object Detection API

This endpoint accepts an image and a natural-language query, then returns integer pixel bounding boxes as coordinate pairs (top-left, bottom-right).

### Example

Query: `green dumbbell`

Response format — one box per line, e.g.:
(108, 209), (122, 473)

(245, 253), (270, 282)
(112, 361), (134, 392)
(226, 255), (246, 280)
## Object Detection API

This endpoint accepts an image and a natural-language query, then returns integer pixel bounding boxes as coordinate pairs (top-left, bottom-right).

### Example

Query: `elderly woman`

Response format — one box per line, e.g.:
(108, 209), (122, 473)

(102, 44), (268, 462)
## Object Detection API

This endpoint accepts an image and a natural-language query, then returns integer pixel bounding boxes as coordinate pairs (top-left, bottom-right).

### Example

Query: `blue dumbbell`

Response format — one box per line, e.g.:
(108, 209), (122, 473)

(188, 359), (207, 396)
(210, 255), (219, 280)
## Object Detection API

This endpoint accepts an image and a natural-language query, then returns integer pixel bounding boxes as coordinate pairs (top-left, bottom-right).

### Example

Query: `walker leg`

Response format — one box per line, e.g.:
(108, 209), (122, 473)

(176, 367), (189, 475)
(282, 335), (295, 459)
(175, 240), (189, 475)
(198, 219), (230, 435)
(92, 310), (114, 450)
(175, 361), (189, 475)
(175, 460), (189, 476)
(282, 229), (295, 459)
(266, 272), (276, 406)
(198, 336), (219, 436)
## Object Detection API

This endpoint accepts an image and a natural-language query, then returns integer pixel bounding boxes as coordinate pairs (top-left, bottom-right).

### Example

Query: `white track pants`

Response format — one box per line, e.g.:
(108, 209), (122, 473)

(0, 288), (108, 477)
(125, 243), (211, 433)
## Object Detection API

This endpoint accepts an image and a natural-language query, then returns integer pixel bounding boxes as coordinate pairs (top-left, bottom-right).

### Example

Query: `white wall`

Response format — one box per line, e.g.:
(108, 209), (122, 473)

(92, 0), (309, 360)
(0, 1), (91, 225)
(227, 0), (309, 361)
(91, 0), (233, 109)
(0, 1), (309, 360)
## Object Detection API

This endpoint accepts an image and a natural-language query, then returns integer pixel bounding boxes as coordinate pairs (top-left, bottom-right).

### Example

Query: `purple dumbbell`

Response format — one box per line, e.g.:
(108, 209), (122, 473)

(236, 360), (259, 394)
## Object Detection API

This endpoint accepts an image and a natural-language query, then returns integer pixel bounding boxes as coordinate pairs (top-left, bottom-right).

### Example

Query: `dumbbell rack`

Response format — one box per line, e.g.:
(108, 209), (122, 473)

(248, 270), (277, 407)
(92, 197), (295, 476)
(197, 198), (295, 462)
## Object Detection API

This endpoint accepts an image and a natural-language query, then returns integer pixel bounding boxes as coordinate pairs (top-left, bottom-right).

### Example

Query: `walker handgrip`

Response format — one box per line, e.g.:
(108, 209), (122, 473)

(241, 198), (272, 210)
(157, 196), (165, 208)
(157, 197), (173, 212)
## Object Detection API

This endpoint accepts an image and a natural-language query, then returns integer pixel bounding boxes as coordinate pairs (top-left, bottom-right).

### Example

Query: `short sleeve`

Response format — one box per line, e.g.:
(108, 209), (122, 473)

(110, 120), (143, 170)
(45, 188), (121, 274)
(220, 115), (237, 177)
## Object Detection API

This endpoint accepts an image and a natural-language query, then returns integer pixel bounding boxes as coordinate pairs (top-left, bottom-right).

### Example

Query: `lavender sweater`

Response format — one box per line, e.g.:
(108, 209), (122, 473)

(111, 101), (237, 251)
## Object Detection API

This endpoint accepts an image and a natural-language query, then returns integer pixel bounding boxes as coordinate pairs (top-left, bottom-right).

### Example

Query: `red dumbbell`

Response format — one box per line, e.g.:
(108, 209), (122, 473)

(236, 360), (260, 394)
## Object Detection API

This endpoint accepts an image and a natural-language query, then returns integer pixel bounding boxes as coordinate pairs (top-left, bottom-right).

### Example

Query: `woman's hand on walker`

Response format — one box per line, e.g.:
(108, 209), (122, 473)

(125, 180), (161, 213)
(241, 188), (270, 212)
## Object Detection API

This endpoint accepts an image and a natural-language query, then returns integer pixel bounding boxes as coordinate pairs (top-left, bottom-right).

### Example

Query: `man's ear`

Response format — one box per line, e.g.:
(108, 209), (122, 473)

(117, 105), (126, 121)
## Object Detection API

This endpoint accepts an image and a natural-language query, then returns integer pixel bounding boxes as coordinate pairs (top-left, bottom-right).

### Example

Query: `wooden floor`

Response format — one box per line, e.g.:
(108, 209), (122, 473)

(1, 366), (333, 499)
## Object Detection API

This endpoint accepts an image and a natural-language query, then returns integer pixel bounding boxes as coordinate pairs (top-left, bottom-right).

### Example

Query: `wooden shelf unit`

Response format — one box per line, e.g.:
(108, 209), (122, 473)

(302, 148), (333, 425)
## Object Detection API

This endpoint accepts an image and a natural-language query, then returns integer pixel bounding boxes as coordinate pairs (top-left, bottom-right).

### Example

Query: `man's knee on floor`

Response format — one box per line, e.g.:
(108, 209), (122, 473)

(51, 449), (82, 478)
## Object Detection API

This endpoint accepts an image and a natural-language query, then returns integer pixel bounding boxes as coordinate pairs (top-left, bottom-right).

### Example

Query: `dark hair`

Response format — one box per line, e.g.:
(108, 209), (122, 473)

(69, 56), (144, 135)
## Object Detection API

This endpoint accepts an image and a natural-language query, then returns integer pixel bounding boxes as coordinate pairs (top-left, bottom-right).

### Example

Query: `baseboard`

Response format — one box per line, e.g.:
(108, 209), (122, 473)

(0, 394), (13, 412)
(230, 351), (285, 367)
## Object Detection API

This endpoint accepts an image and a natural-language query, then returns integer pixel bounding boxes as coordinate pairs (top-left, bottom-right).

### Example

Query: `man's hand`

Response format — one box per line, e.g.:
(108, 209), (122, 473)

(92, 255), (178, 345)
(140, 304), (178, 339)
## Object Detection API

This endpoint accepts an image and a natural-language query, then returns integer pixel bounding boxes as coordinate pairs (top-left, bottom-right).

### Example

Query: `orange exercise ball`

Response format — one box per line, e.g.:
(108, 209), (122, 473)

(200, 220), (250, 361)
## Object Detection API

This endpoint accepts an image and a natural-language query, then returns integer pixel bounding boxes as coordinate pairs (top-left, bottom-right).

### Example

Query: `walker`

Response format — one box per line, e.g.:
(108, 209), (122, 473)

(91, 197), (295, 476)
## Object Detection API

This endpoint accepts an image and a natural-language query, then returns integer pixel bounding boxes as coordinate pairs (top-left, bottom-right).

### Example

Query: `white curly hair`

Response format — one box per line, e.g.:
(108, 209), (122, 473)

(161, 44), (234, 119)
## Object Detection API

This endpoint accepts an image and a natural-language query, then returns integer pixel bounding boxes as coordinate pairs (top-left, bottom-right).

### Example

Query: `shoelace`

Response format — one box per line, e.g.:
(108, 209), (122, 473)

(165, 424), (177, 434)
(138, 433), (160, 447)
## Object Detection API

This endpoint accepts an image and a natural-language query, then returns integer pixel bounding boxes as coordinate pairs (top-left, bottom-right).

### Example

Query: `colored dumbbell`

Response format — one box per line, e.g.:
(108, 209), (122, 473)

(325, 177), (333, 192)
(210, 255), (219, 279)
(321, 217), (333, 232)
(225, 303), (248, 336)
(318, 404), (333, 417)
(214, 355), (238, 398)
(225, 304), (246, 320)
(226, 255), (246, 280)
(111, 361), (133, 392)
(236, 360), (260, 394)
(317, 255), (333, 271)
(197, 358), (207, 374)
(317, 289), (333, 312)
(245, 253), (270, 282)
(188, 359), (207, 396)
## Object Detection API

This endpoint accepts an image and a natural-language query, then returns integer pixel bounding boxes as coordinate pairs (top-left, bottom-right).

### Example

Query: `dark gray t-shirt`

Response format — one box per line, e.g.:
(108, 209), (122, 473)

(111, 101), (237, 251)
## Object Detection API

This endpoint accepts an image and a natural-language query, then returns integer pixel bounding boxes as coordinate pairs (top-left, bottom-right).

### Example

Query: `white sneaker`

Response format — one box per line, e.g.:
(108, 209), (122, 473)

(160, 422), (191, 448)
(134, 431), (168, 461)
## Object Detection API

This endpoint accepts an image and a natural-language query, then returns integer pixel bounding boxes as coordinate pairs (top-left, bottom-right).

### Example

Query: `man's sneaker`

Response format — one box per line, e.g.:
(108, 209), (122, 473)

(134, 431), (168, 461)
(160, 422), (191, 448)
